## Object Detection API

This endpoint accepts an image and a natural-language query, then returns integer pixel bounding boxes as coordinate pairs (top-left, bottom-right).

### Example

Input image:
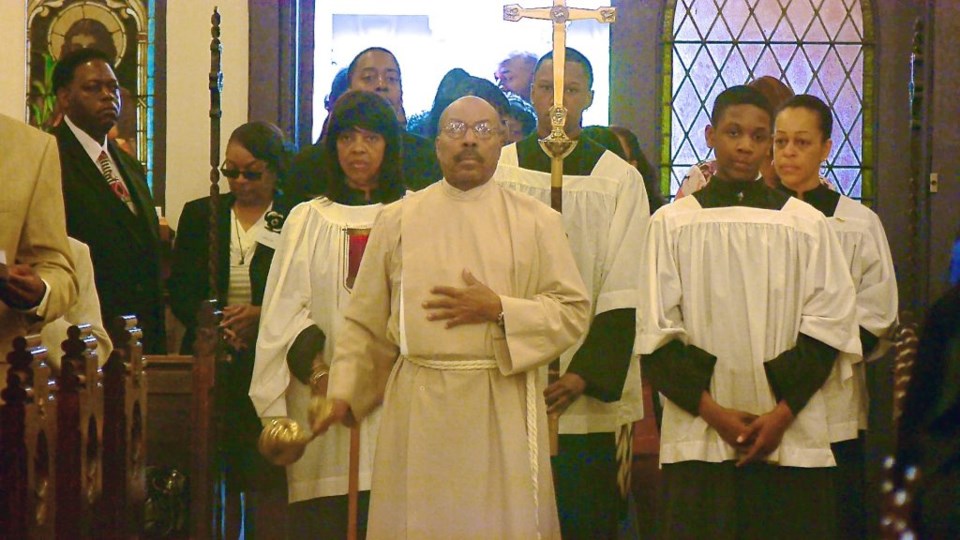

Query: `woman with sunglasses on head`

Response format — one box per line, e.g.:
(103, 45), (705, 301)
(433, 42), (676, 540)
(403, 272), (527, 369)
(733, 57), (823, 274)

(250, 90), (405, 539)
(168, 120), (290, 539)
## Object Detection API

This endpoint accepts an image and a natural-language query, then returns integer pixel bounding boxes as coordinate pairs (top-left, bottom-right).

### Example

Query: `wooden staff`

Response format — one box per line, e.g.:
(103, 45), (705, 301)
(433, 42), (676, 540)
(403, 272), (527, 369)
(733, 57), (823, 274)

(347, 426), (360, 540)
(208, 7), (223, 301)
(190, 9), (223, 540)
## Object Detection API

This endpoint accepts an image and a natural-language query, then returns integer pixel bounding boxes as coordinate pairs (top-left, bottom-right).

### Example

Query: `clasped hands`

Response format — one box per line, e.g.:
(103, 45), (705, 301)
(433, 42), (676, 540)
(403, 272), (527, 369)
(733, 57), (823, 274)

(220, 304), (261, 350)
(698, 392), (795, 466)
(0, 263), (46, 310)
(313, 268), (501, 435)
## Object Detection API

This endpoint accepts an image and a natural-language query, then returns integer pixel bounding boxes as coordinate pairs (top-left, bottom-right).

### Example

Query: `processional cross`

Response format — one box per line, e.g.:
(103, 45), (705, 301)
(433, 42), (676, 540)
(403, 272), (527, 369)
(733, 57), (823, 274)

(504, 1), (616, 211)
(503, 1), (616, 455)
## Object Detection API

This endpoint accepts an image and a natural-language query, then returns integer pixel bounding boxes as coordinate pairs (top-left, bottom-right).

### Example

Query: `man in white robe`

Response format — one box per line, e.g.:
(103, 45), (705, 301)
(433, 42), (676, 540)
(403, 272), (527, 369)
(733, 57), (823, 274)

(636, 86), (862, 539)
(773, 94), (899, 539)
(317, 96), (591, 539)
(496, 48), (649, 539)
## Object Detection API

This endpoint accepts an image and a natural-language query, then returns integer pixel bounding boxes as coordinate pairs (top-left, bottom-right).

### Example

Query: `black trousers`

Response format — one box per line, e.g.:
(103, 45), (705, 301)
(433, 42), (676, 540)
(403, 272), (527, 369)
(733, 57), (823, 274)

(832, 435), (866, 540)
(552, 432), (619, 540)
(287, 491), (371, 540)
(659, 460), (837, 540)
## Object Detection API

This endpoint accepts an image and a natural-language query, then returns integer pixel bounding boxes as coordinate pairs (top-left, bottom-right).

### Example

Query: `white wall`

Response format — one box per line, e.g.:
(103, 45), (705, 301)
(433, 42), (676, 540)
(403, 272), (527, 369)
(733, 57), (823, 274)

(0, 1), (250, 229)
(165, 0), (249, 229)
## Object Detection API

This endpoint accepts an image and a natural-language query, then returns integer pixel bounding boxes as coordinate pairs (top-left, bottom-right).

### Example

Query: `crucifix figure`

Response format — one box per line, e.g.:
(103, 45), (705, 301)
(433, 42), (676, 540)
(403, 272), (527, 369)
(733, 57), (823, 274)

(503, 0), (616, 456)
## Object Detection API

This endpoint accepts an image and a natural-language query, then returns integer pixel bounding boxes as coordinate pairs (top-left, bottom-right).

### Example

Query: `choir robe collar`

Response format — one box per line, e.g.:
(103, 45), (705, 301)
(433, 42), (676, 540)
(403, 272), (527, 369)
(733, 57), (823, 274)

(438, 177), (497, 200)
(778, 182), (842, 217)
(693, 174), (790, 210)
(515, 131), (607, 175)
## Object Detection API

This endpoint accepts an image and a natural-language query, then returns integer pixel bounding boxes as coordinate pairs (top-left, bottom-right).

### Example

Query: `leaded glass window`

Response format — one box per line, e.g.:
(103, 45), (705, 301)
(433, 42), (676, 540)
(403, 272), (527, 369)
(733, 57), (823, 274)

(661, 0), (875, 203)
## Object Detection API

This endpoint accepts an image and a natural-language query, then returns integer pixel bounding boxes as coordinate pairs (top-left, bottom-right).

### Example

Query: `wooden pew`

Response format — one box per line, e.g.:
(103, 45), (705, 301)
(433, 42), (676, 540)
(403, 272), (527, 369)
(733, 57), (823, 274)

(1, 334), (57, 538)
(142, 354), (191, 538)
(56, 324), (104, 538)
(101, 315), (148, 538)
(3, 320), (153, 538)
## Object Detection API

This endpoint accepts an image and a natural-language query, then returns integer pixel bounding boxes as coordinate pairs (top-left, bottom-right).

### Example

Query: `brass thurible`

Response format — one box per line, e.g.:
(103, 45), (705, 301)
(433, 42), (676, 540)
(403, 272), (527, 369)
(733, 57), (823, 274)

(257, 359), (333, 466)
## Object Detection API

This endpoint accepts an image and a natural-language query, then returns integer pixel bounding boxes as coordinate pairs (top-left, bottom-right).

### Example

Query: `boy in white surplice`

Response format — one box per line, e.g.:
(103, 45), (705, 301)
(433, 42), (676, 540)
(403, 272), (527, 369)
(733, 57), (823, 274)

(635, 85), (862, 539)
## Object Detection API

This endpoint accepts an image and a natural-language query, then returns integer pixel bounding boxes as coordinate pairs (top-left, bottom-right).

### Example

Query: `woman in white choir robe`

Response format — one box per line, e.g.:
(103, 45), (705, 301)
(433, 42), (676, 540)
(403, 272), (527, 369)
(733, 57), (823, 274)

(774, 94), (898, 539)
(250, 91), (406, 539)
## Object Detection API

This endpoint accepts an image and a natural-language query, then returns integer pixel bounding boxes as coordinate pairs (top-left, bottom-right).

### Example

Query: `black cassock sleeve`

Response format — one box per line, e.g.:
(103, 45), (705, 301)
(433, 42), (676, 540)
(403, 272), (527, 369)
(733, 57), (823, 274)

(286, 325), (326, 385)
(860, 326), (880, 358)
(565, 308), (635, 403)
(763, 333), (838, 415)
(641, 340), (717, 416)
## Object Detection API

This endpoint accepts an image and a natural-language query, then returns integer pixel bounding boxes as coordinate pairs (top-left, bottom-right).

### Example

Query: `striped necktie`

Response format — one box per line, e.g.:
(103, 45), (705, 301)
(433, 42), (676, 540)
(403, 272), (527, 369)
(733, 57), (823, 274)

(96, 150), (135, 212)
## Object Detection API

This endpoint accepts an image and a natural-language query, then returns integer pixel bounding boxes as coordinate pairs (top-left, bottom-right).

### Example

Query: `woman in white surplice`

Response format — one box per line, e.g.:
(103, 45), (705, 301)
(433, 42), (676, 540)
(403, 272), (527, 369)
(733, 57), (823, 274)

(773, 94), (898, 539)
(250, 91), (407, 538)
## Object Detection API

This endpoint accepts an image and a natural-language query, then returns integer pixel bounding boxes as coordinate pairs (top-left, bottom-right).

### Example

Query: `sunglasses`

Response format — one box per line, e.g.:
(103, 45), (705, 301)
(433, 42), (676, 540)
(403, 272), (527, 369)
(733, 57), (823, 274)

(220, 168), (264, 181)
(220, 162), (265, 181)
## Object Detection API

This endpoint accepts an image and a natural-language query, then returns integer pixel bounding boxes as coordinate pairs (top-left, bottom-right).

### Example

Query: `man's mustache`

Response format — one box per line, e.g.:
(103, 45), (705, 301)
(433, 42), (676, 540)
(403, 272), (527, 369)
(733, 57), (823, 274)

(455, 149), (483, 163)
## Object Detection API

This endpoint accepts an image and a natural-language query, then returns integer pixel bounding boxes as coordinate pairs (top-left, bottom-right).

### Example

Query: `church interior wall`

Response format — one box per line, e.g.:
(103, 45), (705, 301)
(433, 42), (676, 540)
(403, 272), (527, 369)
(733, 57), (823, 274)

(930, 0), (960, 302)
(610, 0), (661, 190)
(0, 2), (29, 121)
(873, 0), (925, 306)
(0, 1), (250, 230)
(162, 0), (249, 230)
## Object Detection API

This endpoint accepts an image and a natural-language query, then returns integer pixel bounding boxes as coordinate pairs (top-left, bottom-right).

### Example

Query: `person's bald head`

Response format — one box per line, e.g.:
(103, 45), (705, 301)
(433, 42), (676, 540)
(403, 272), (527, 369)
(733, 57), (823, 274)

(435, 96), (505, 191)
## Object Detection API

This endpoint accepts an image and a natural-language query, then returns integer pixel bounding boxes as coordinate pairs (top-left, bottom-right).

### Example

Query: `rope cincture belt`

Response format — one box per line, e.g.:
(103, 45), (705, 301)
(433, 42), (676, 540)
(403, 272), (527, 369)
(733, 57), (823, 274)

(402, 355), (543, 538)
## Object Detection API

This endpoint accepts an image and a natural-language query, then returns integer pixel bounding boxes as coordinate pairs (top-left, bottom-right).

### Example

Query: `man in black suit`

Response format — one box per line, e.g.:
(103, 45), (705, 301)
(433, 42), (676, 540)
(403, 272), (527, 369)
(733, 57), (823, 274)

(52, 48), (165, 353)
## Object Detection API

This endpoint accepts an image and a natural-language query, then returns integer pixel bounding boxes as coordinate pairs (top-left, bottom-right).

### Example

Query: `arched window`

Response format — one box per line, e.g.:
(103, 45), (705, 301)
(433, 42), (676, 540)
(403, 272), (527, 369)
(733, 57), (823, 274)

(661, 0), (875, 203)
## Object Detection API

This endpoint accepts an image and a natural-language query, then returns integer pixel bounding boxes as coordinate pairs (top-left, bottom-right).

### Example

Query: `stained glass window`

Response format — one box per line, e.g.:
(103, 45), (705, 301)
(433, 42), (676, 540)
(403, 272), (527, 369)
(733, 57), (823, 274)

(26, 0), (154, 188)
(661, 0), (874, 203)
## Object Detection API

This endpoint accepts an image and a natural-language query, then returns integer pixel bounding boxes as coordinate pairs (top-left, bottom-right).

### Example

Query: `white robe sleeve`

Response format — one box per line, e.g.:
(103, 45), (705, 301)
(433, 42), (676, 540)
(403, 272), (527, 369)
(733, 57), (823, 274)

(41, 239), (113, 369)
(594, 160), (650, 315)
(857, 210), (899, 358)
(498, 208), (592, 375)
(797, 214), (862, 359)
(327, 207), (402, 420)
(634, 212), (687, 355)
(250, 203), (322, 418)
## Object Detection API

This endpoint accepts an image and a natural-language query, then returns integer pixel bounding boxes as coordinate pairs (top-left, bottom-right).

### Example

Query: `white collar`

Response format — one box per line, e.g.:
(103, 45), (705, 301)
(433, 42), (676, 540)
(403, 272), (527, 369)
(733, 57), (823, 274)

(64, 115), (110, 164)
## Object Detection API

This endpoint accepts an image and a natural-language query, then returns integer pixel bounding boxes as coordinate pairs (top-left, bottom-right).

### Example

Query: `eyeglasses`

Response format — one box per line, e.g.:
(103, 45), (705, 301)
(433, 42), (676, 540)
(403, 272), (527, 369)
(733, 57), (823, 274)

(439, 121), (502, 140)
(220, 163), (265, 181)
